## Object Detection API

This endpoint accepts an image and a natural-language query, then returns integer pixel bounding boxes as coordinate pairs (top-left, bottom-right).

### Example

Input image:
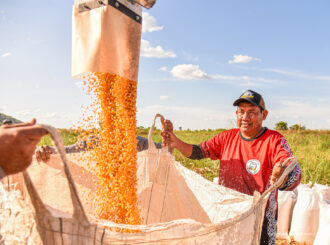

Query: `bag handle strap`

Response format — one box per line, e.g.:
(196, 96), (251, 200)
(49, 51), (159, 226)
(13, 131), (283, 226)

(147, 113), (166, 151)
(145, 114), (170, 224)
(24, 124), (90, 226)
(260, 156), (298, 200)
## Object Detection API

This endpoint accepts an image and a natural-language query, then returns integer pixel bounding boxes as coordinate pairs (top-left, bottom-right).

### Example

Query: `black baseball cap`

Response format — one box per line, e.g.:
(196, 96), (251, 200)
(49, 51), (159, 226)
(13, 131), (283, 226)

(233, 90), (265, 110)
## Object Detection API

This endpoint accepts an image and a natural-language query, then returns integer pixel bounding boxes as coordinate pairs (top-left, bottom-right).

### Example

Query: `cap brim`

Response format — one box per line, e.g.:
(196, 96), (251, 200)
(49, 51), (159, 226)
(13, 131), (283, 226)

(233, 98), (259, 107)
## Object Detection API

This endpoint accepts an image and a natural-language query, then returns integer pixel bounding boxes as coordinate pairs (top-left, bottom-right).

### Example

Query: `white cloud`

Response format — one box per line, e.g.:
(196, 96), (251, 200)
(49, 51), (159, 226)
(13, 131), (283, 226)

(42, 112), (57, 119)
(264, 68), (330, 82)
(228, 54), (260, 64)
(268, 100), (330, 129)
(239, 66), (330, 82)
(168, 64), (277, 85)
(159, 66), (167, 71)
(16, 109), (58, 119)
(142, 12), (163, 33)
(16, 109), (41, 117)
(137, 104), (235, 130)
(141, 40), (176, 58)
(170, 64), (211, 80)
(2, 52), (11, 57)
(16, 110), (29, 117)
(212, 74), (276, 83)
(160, 95), (169, 101)
(0, 106), (6, 112)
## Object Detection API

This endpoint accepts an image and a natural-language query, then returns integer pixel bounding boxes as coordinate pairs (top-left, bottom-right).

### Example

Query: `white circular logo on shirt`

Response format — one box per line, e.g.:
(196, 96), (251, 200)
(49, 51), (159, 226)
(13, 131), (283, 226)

(246, 159), (261, 175)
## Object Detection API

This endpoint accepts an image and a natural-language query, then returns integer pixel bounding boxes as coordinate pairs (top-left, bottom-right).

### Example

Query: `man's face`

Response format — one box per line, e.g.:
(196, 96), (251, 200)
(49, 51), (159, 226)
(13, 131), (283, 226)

(236, 102), (268, 137)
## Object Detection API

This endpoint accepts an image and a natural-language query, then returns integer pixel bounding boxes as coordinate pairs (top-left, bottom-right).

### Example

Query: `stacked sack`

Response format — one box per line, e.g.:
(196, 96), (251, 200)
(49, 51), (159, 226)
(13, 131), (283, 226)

(285, 183), (330, 245)
(313, 184), (330, 245)
(276, 189), (298, 240)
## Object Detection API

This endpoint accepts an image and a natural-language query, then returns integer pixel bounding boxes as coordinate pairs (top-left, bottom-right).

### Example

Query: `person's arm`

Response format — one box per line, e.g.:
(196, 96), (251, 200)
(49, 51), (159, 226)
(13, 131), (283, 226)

(168, 134), (193, 157)
(270, 136), (301, 189)
(136, 136), (163, 152)
(278, 163), (301, 191)
(36, 136), (98, 163)
(189, 145), (204, 160)
(0, 119), (48, 177)
(162, 120), (195, 157)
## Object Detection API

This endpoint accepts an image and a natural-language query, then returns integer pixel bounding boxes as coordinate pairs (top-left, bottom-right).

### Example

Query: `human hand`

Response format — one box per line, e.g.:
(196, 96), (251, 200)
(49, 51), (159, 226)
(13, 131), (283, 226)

(162, 119), (173, 132)
(161, 119), (174, 147)
(0, 119), (48, 175)
(161, 119), (181, 149)
(270, 157), (294, 187)
(36, 145), (53, 163)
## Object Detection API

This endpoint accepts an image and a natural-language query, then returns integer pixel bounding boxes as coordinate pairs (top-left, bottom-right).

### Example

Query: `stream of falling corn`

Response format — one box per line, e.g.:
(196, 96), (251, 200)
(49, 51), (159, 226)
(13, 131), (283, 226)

(79, 72), (141, 225)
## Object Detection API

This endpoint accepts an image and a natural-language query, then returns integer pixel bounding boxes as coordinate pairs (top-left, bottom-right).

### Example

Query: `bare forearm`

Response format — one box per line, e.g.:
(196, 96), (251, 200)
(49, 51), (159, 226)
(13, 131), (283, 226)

(174, 138), (193, 158)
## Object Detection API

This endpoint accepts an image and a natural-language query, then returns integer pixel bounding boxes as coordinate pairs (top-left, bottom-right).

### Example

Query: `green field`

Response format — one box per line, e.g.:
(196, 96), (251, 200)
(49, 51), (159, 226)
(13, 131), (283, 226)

(39, 128), (330, 185)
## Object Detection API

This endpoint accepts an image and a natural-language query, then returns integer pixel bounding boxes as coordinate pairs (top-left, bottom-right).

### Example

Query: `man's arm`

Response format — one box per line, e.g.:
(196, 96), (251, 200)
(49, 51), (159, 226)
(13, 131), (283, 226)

(0, 119), (48, 177)
(137, 136), (163, 151)
(162, 120), (194, 158)
(270, 136), (302, 189)
(189, 145), (204, 160)
(37, 135), (165, 162)
(278, 163), (301, 191)
(36, 136), (98, 162)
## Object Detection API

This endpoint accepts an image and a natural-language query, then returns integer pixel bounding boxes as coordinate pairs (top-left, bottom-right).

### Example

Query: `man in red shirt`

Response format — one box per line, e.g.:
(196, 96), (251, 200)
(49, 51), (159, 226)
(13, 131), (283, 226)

(163, 90), (301, 245)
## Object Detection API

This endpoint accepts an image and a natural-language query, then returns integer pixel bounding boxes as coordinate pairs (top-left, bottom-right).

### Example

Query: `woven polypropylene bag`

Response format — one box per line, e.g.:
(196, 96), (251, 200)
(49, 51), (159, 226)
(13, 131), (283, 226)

(2, 116), (298, 245)
(289, 184), (319, 244)
(313, 184), (330, 245)
(0, 181), (42, 245)
(276, 190), (297, 240)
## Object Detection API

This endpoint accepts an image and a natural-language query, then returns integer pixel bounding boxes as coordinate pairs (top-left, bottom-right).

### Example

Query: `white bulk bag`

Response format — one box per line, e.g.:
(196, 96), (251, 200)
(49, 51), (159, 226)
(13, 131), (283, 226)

(276, 190), (297, 240)
(289, 184), (319, 244)
(1, 118), (298, 245)
(313, 183), (330, 245)
(314, 183), (330, 202)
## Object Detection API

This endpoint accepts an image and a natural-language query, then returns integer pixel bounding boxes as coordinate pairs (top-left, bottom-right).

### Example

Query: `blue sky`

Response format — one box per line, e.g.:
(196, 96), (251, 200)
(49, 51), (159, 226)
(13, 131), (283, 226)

(0, 0), (329, 130)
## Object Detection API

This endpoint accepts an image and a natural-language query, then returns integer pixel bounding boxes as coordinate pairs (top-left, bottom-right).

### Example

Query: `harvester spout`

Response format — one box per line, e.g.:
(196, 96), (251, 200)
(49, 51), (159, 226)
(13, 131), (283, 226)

(133, 0), (156, 9)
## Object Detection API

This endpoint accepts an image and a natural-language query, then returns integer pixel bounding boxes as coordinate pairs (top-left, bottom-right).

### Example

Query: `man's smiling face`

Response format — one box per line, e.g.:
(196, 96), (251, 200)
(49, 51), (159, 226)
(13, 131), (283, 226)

(236, 102), (268, 138)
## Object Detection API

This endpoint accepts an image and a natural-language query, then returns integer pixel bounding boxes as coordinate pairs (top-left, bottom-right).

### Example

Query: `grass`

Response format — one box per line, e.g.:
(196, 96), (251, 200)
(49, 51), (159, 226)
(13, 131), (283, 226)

(39, 128), (330, 185)
(279, 130), (329, 185)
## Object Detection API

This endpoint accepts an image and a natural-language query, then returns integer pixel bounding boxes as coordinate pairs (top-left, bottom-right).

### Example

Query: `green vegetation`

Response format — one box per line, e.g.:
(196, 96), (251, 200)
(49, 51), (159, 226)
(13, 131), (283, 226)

(39, 128), (80, 146)
(275, 121), (288, 131)
(289, 124), (306, 131)
(280, 130), (329, 185)
(275, 121), (306, 131)
(39, 127), (330, 185)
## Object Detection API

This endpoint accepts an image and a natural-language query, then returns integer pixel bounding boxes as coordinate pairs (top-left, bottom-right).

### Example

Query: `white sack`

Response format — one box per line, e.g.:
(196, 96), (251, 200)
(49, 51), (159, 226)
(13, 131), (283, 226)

(313, 183), (330, 202)
(289, 184), (319, 244)
(313, 184), (330, 245)
(2, 120), (298, 245)
(276, 190), (297, 240)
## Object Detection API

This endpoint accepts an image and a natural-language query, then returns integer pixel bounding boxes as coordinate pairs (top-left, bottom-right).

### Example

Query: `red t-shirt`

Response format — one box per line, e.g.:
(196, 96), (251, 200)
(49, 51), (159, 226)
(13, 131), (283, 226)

(200, 128), (293, 195)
